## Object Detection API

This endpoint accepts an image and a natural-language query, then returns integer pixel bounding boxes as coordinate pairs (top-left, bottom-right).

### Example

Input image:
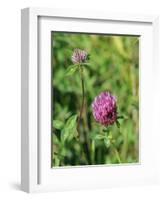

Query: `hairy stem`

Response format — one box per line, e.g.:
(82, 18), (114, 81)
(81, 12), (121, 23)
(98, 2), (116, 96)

(77, 66), (85, 131)
(76, 65), (91, 164)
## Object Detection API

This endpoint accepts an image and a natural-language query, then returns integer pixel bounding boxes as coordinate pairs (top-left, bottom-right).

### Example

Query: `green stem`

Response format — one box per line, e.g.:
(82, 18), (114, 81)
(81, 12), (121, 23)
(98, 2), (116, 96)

(108, 131), (122, 164)
(77, 66), (85, 131)
(76, 65), (91, 164)
(91, 140), (95, 164)
(112, 143), (121, 163)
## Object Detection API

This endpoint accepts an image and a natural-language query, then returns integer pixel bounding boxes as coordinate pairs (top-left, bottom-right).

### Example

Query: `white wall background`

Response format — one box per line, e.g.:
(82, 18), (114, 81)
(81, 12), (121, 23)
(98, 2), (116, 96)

(0, 0), (162, 199)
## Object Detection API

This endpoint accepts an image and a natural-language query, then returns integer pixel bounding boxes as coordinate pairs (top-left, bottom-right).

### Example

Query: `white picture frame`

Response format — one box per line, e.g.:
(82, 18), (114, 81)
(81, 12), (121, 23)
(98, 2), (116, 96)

(21, 7), (159, 193)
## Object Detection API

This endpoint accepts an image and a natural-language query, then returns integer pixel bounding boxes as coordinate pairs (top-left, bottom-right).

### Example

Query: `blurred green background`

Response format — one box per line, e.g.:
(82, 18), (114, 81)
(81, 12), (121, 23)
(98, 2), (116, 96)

(52, 32), (139, 167)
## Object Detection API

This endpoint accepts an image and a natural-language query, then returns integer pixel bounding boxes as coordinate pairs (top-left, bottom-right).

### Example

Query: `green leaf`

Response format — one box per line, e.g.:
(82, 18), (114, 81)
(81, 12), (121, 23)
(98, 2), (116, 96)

(102, 127), (111, 134)
(65, 114), (77, 130)
(61, 114), (78, 142)
(53, 120), (64, 130)
(102, 128), (109, 133)
(117, 115), (124, 119)
(68, 128), (78, 141)
(61, 127), (78, 143)
(87, 54), (91, 60)
(61, 129), (69, 143)
(81, 63), (91, 67)
(116, 120), (120, 128)
(65, 65), (78, 76)
(94, 134), (105, 140)
(104, 138), (110, 148)
(52, 134), (60, 144)
(108, 134), (113, 140)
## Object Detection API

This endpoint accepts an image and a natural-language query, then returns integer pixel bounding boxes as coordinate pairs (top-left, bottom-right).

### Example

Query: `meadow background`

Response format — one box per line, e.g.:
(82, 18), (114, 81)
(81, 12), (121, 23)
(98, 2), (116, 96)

(52, 32), (139, 167)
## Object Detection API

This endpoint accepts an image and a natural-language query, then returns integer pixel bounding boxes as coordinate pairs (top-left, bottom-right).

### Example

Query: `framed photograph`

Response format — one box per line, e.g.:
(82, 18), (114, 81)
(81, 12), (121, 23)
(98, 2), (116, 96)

(21, 8), (159, 193)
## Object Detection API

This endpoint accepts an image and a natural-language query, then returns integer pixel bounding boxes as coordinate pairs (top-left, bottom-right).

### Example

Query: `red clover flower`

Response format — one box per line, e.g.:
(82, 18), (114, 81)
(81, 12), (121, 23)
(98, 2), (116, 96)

(71, 49), (88, 64)
(92, 92), (117, 126)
